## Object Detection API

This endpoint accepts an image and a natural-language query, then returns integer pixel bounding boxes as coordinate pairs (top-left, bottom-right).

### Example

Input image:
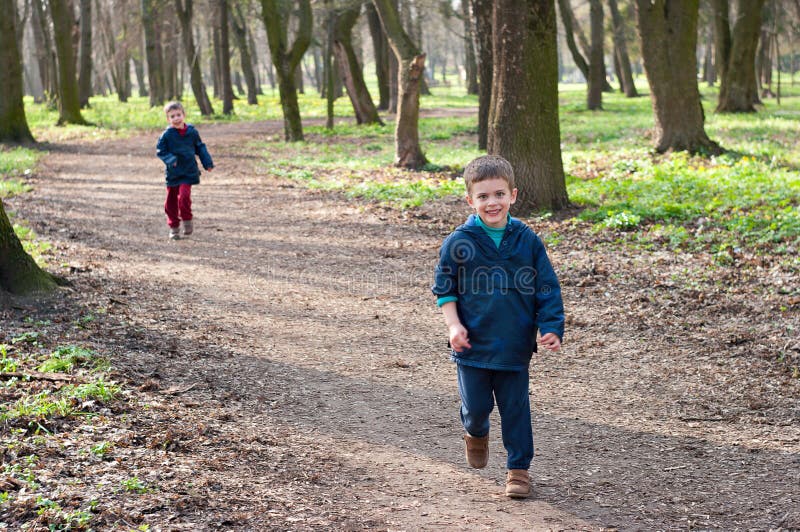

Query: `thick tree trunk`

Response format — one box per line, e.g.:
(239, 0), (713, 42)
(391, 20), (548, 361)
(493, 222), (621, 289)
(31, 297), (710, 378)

(260, 0), (312, 141)
(716, 0), (764, 112)
(372, 0), (428, 168)
(461, 0), (478, 95)
(608, 0), (638, 97)
(587, 0), (604, 109)
(333, 5), (383, 125)
(50, 0), (88, 125)
(471, 0), (492, 150)
(78, 0), (92, 108)
(142, 0), (164, 106)
(635, 0), (720, 154)
(0, 0), (34, 143)
(218, 0), (234, 114)
(175, 0), (214, 115)
(0, 201), (56, 295)
(489, 0), (568, 212)
(365, 3), (390, 110)
(230, 3), (258, 105)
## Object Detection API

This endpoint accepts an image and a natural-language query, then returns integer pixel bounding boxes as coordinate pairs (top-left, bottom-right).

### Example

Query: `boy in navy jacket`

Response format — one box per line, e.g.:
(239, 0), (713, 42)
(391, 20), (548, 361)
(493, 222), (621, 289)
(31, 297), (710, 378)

(432, 155), (564, 498)
(156, 102), (214, 240)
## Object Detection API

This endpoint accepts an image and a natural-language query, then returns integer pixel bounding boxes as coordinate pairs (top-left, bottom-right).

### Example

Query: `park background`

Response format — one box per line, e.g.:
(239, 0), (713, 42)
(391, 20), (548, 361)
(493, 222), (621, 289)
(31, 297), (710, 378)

(1, 0), (799, 529)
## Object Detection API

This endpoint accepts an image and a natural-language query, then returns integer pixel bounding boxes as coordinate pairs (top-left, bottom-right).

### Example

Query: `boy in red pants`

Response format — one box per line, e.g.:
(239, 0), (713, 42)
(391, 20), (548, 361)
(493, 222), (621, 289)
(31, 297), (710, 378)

(156, 102), (214, 240)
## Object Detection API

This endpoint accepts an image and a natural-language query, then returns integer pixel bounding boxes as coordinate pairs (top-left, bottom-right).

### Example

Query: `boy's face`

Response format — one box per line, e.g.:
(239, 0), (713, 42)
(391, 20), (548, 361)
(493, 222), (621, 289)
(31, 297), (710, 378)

(166, 108), (186, 129)
(466, 177), (517, 228)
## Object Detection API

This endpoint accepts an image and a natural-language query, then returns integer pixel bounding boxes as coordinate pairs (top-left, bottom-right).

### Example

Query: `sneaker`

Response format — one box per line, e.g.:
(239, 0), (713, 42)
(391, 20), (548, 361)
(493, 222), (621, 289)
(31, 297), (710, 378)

(182, 219), (193, 236)
(463, 433), (489, 469)
(169, 227), (180, 240)
(505, 469), (531, 499)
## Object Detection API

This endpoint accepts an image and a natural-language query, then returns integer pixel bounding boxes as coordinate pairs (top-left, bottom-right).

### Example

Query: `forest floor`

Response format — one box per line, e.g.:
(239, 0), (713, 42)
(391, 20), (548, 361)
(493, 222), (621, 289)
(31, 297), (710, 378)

(2, 116), (799, 531)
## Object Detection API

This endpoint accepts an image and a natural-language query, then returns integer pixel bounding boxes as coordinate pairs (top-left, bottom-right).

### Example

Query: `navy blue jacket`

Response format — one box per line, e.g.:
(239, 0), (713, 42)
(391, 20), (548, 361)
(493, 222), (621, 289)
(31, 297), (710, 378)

(156, 124), (213, 186)
(432, 215), (564, 371)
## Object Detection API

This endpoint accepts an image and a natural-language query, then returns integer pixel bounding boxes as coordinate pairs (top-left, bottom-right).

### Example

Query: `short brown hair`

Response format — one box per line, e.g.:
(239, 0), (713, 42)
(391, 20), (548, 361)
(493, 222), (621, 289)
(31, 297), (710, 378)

(463, 155), (515, 193)
(164, 101), (184, 114)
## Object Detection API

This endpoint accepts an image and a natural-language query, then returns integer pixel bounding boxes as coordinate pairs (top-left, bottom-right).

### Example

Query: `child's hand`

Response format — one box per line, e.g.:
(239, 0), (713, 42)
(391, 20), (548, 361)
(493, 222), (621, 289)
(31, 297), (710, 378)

(449, 323), (472, 352)
(539, 332), (561, 352)
(205, 166), (213, 172)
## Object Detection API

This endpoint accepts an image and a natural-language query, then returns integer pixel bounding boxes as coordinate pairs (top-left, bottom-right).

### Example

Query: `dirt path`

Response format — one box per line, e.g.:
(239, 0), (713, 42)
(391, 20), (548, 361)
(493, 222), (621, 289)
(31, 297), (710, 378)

(16, 120), (800, 530)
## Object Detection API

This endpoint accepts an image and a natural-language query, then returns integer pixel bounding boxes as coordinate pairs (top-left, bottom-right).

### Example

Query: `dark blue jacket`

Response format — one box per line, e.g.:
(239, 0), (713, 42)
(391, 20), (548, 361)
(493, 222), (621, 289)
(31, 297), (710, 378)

(156, 124), (213, 186)
(432, 215), (564, 371)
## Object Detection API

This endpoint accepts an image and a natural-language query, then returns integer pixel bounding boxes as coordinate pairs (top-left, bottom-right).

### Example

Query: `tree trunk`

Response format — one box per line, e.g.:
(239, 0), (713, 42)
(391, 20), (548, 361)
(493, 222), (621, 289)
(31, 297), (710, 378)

(557, 0), (589, 81)
(334, 5), (383, 125)
(489, 0), (568, 212)
(461, 0), (478, 95)
(0, 201), (57, 295)
(758, 28), (773, 97)
(218, 0), (234, 114)
(247, 26), (264, 95)
(702, 20), (715, 86)
(30, 0), (53, 105)
(365, 2), (390, 110)
(608, 0), (638, 97)
(230, 3), (258, 104)
(50, 0), (88, 125)
(78, 0), (92, 108)
(132, 56), (148, 97)
(635, 0), (721, 154)
(325, 2), (335, 128)
(372, 0), (428, 168)
(587, 0), (604, 109)
(260, 0), (312, 141)
(175, 0), (214, 115)
(163, 23), (179, 101)
(142, 0), (164, 106)
(716, 0), (764, 112)
(0, 0), (34, 143)
(471, 0), (491, 149)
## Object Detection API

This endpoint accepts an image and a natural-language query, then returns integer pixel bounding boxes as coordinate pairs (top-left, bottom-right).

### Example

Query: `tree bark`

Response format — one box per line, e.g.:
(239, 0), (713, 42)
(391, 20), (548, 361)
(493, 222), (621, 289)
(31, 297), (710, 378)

(78, 0), (92, 108)
(471, 0), (491, 149)
(365, 2), (390, 110)
(372, 0), (428, 168)
(142, 0), (164, 106)
(0, 0), (35, 143)
(0, 201), (57, 295)
(326, 2), (335, 129)
(175, 0), (214, 114)
(489, 0), (569, 212)
(716, 0), (764, 112)
(702, 20), (715, 86)
(608, 0), (638, 96)
(50, 0), (88, 125)
(218, 0), (234, 114)
(30, 0), (54, 105)
(635, 0), (720, 154)
(230, 3), (258, 105)
(557, 0), (589, 80)
(587, 0), (604, 109)
(333, 5), (383, 125)
(260, 0), (312, 141)
(461, 0), (478, 95)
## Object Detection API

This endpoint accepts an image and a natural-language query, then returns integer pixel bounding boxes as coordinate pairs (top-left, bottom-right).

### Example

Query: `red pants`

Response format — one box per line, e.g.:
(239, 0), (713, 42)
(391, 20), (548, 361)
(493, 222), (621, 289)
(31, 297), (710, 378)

(165, 184), (192, 228)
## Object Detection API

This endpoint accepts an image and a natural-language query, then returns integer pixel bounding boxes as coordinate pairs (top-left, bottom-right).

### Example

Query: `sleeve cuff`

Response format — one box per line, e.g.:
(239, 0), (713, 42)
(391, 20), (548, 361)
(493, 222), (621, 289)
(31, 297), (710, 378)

(436, 296), (458, 307)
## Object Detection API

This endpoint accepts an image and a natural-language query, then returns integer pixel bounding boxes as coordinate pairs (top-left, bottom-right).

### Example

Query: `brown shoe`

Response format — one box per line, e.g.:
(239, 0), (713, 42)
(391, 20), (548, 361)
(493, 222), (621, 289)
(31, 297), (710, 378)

(463, 433), (489, 469)
(505, 469), (531, 498)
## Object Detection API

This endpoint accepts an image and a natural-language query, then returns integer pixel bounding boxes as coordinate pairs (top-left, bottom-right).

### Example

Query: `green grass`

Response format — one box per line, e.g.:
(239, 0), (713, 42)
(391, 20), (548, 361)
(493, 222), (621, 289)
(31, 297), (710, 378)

(0, 146), (40, 198)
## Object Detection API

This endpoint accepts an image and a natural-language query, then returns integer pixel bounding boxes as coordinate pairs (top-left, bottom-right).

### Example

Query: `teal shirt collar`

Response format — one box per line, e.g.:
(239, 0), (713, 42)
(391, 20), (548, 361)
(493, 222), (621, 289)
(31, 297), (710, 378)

(475, 214), (510, 247)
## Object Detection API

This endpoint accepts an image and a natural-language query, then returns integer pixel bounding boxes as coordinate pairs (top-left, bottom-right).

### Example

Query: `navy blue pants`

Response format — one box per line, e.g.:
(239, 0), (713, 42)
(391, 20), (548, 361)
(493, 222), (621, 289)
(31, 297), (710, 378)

(456, 363), (533, 470)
